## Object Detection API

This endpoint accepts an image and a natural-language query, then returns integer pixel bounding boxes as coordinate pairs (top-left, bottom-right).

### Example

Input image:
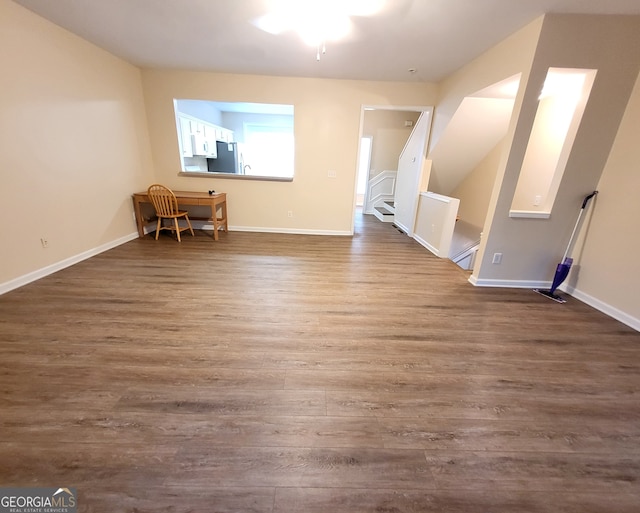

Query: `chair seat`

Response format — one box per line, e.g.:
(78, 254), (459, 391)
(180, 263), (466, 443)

(160, 210), (190, 219)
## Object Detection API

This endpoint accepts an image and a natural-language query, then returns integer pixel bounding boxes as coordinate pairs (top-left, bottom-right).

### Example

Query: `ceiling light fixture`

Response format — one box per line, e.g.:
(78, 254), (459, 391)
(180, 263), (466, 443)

(254, 0), (387, 61)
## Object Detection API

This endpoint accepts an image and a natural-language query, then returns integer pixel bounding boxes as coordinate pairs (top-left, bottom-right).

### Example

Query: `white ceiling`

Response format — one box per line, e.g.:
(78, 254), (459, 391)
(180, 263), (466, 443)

(12, 0), (640, 82)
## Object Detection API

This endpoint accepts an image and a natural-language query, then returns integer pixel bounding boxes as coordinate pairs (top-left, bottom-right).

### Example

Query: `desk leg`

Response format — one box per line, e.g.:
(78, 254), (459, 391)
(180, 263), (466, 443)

(212, 201), (220, 241)
(133, 197), (145, 238)
(221, 200), (228, 233)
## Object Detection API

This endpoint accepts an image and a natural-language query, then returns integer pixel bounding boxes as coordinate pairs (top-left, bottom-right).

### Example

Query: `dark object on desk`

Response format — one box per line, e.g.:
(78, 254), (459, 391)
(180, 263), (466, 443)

(208, 190), (216, 195)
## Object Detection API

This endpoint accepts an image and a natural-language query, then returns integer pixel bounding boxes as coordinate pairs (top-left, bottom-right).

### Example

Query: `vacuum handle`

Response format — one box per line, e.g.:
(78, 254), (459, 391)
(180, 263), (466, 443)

(561, 190), (599, 262)
(582, 190), (598, 209)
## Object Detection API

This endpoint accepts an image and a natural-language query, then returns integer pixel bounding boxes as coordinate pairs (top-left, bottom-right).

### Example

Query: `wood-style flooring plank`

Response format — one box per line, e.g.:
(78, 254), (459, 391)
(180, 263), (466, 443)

(114, 388), (327, 416)
(0, 211), (639, 512)
(285, 368), (640, 398)
(424, 450), (640, 492)
(167, 447), (434, 489)
(274, 487), (640, 513)
(378, 417), (640, 453)
(1, 410), (383, 448)
(0, 361), (286, 390)
(326, 390), (640, 422)
(83, 486), (276, 513)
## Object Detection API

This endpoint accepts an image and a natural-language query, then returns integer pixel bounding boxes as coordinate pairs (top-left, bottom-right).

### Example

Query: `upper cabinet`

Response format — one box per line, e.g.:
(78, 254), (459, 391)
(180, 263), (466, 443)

(191, 122), (217, 158)
(176, 114), (234, 160)
(178, 116), (194, 158)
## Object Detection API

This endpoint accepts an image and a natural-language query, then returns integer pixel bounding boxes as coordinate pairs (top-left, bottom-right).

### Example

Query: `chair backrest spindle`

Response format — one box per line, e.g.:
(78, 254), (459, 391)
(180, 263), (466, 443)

(147, 184), (179, 216)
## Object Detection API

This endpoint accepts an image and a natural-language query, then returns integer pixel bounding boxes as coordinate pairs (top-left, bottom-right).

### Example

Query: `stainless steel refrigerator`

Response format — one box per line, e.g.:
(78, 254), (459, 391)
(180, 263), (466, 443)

(207, 141), (238, 173)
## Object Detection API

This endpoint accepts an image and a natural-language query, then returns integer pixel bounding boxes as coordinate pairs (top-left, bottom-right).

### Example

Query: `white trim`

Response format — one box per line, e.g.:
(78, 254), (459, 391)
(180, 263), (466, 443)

(413, 233), (441, 257)
(228, 225), (351, 236)
(508, 210), (551, 219)
(412, 191), (459, 258)
(0, 232), (140, 295)
(467, 276), (639, 332)
(362, 104), (435, 113)
(373, 207), (394, 223)
(353, 103), (435, 235)
(468, 276), (552, 289)
(393, 219), (411, 235)
(421, 191), (452, 204)
(357, 135), (373, 210)
(393, 114), (432, 238)
(364, 170), (397, 215)
(192, 220), (350, 236)
(561, 285), (640, 332)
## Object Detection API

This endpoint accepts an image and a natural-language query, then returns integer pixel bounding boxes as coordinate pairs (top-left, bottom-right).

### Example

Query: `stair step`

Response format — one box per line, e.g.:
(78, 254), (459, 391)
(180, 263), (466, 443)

(374, 206), (395, 223)
(384, 201), (395, 213)
(375, 206), (394, 215)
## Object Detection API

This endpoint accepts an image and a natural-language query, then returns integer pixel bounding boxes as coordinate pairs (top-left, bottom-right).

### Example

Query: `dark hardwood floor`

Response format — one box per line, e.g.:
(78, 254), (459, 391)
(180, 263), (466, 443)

(1, 211), (639, 512)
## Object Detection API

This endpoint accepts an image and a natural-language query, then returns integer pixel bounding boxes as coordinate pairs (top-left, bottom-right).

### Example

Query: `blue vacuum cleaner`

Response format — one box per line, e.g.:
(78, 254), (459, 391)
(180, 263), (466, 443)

(534, 191), (598, 303)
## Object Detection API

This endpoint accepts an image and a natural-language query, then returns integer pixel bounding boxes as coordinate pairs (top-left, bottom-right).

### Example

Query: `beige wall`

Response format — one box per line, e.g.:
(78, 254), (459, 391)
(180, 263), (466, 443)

(363, 110), (420, 179)
(474, 14), (640, 286)
(0, 0), (154, 287)
(431, 17), (543, 153)
(140, 69), (436, 234)
(450, 139), (505, 229)
(566, 70), (640, 324)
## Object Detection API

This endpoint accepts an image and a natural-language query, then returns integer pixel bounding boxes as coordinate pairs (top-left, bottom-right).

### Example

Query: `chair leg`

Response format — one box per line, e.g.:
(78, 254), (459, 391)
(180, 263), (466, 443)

(186, 215), (194, 236)
(155, 218), (162, 240)
(174, 218), (181, 242)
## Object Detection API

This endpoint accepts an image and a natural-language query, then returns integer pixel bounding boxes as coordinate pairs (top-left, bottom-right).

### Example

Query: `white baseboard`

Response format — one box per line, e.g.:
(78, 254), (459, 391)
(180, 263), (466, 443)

(561, 285), (640, 332)
(413, 234), (441, 257)
(467, 276), (639, 332)
(225, 225), (352, 236)
(468, 276), (552, 289)
(394, 221), (411, 236)
(191, 220), (351, 236)
(0, 232), (140, 295)
(145, 219), (352, 237)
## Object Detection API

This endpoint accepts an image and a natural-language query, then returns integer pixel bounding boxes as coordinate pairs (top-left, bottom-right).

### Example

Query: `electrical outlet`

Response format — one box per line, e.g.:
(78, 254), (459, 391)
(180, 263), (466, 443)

(534, 195), (542, 206)
(287, 211), (293, 218)
(328, 170), (337, 178)
(492, 252), (502, 264)
(40, 238), (49, 248)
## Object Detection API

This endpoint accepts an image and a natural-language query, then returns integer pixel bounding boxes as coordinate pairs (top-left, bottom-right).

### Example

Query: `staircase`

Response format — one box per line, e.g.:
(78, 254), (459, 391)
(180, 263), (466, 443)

(450, 240), (480, 270)
(448, 220), (482, 271)
(374, 201), (395, 223)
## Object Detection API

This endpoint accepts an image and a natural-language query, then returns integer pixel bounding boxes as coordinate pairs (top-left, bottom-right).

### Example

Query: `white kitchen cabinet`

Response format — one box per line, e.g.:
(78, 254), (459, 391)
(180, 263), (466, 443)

(192, 131), (217, 158)
(178, 116), (194, 158)
(176, 113), (233, 160)
(219, 128), (234, 143)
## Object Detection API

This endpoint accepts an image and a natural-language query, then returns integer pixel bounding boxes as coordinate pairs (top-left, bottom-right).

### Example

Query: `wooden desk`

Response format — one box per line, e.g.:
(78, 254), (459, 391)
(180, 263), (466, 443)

(133, 191), (228, 241)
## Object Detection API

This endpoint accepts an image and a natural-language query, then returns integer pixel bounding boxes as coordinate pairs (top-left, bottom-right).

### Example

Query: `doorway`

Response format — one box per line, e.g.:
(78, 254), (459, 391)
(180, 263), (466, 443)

(356, 136), (373, 207)
(353, 106), (433, 234)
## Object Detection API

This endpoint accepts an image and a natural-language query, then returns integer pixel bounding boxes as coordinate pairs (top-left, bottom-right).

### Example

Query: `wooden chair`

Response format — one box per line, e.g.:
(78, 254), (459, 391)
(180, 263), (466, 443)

(147, 184), (194, 242)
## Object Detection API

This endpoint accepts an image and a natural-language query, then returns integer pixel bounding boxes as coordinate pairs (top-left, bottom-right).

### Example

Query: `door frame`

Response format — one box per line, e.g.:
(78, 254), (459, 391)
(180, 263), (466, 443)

(351, 104), (434, 234)
(357, 135), (373, 209)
